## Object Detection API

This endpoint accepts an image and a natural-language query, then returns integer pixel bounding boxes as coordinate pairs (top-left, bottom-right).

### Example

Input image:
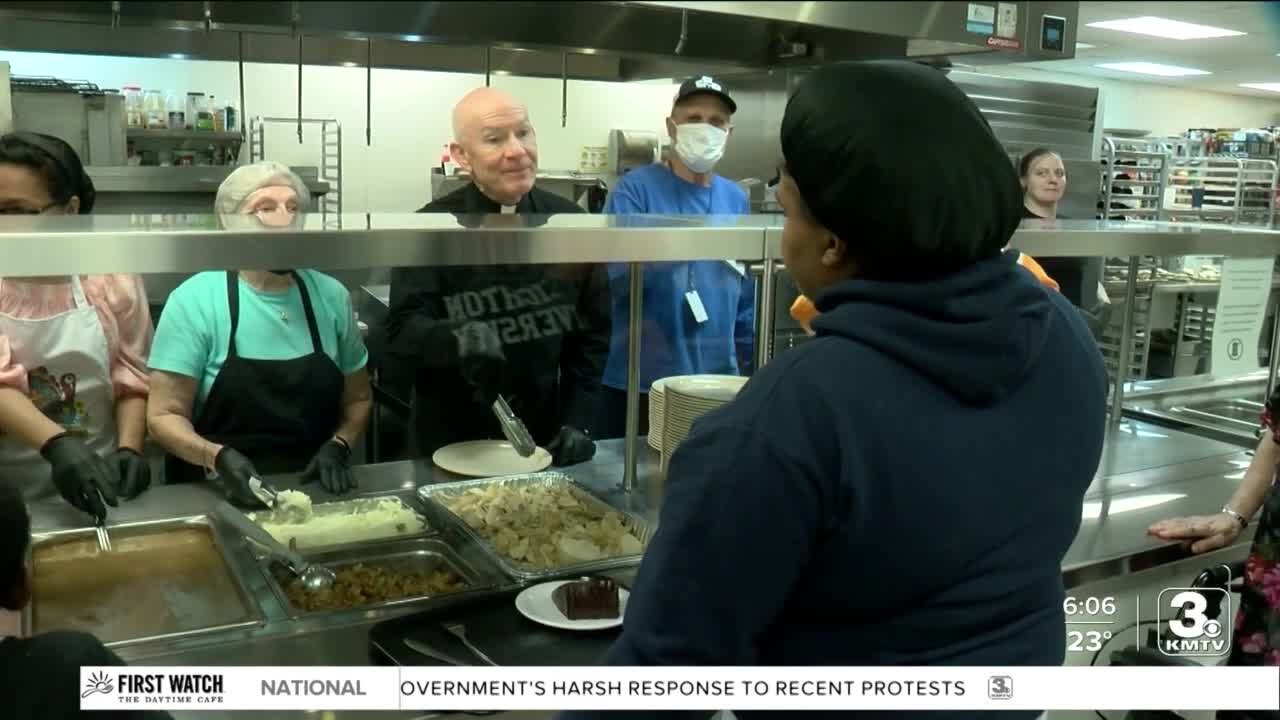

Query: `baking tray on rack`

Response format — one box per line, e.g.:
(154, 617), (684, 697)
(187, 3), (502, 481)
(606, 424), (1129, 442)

(417, 472), (652, 582)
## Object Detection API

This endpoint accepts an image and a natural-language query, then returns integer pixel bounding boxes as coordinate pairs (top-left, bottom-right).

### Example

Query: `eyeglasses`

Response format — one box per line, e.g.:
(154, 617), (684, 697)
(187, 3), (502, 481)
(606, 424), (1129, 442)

(0, 201), (61, 216)
(252, 205), (298, 219)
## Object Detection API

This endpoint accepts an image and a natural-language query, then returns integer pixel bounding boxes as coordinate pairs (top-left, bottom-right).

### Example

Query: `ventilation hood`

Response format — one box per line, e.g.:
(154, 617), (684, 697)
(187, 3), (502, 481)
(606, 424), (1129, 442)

(0, 1), (1078, 81)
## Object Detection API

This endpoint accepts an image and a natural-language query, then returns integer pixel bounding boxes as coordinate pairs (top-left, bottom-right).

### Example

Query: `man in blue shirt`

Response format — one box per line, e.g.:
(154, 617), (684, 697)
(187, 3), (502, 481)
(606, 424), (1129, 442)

(595, 76), (756, 439)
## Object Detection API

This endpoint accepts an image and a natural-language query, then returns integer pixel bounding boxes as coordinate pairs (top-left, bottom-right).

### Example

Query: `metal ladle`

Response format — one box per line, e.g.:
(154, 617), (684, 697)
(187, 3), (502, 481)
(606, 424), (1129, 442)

(213, 501), (335, 591)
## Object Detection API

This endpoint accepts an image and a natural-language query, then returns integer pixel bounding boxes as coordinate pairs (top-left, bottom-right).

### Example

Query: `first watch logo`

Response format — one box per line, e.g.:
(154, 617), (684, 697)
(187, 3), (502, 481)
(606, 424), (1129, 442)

(82, 671), (115, 698)
(1159, 587), (1231, 657)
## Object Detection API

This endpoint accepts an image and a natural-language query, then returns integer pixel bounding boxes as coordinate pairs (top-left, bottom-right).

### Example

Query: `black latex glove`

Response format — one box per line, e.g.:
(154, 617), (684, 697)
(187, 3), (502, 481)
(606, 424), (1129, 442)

(215, 446), (272, 508)
(40, 433), (118, 523)
(547, 425), (596, 466)
(111, 447), (151, 500)
(303, 439), (355, 494)
(456, 321), (506, 406)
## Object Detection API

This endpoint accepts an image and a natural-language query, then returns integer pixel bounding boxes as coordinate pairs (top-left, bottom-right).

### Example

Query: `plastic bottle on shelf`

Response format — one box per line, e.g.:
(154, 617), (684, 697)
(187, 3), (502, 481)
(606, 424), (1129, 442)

(185, 93), (202, 130)
(195, 94), (214, 131)
(123, 85), (144, 129)
(210, 95), (225, 132)
(143, 90), (167, 129)
(165, 91), (185, 130)
(225, 102), (239, 133)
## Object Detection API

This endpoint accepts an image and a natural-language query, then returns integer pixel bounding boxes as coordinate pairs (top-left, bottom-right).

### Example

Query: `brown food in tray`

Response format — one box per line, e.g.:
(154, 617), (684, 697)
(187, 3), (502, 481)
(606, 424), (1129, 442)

(281, 563), (467, 612)
(552, 577), (620, 620)
(32, 526), (252, 643)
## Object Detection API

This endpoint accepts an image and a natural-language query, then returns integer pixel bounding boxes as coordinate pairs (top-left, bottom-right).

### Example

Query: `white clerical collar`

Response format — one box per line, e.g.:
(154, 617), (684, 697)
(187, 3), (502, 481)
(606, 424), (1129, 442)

(500, 205), (517, 214)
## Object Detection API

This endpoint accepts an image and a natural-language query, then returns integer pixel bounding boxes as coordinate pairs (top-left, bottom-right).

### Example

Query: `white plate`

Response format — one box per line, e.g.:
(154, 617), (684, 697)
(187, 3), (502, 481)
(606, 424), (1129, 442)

(432, 440), (552, 477)
(515, 580), (629, 631)
(666, 375), (747, 403)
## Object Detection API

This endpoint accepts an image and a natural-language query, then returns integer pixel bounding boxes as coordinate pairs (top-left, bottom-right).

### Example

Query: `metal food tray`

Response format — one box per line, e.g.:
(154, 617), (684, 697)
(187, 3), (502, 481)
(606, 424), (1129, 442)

(24, 515), (264, 648)
(261, 537), (506, 619)
(417, 472), (653, 582)
(245, 489), (432, 555)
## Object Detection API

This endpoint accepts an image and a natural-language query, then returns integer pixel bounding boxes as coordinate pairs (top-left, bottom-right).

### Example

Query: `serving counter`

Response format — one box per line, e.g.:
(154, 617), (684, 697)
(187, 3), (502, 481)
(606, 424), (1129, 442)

(20, 427), (1250, 715)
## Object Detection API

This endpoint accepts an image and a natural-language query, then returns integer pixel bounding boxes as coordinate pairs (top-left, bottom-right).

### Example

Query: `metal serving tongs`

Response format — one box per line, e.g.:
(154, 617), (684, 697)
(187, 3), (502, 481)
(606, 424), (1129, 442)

(492, 393), (536, 458)
(247, 475), (279, 509)
(212, 501), (335, 591)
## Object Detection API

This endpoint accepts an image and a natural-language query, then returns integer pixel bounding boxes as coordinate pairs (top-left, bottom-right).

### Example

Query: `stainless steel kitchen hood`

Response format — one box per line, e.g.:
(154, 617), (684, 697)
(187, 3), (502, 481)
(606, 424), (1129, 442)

(0, 1), (1079, 80)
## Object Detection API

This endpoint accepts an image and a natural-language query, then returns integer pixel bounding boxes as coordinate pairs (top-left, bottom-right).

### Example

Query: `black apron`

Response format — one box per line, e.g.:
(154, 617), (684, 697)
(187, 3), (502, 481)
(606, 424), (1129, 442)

(165, 271), (345, 484)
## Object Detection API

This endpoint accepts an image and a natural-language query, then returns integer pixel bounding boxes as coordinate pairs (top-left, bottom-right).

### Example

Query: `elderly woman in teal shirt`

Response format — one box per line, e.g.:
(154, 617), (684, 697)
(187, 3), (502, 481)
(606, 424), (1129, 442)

(146, 162), (372, 505)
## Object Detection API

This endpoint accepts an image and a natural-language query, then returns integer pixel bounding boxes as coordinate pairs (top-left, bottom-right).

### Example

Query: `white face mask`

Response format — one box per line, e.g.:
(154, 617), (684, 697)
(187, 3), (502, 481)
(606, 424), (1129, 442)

(673, 122), (728, 174)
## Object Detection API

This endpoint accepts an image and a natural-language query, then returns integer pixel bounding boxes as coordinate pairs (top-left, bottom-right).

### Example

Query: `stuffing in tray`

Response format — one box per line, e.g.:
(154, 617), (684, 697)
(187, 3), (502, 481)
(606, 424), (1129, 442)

(440, 483), (644, 570)
(281, 563), (467, 611)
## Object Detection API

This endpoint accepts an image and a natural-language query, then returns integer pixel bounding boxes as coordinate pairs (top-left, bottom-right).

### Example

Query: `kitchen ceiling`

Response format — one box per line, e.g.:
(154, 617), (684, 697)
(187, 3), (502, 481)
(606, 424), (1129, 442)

(1022, 1), (1280, 98)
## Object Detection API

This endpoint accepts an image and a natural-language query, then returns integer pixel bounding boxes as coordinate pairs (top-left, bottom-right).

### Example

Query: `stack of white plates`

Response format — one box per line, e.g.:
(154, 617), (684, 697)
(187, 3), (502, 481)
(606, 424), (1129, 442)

(654, 375), (748, 471)
(649, 374), (745, 452)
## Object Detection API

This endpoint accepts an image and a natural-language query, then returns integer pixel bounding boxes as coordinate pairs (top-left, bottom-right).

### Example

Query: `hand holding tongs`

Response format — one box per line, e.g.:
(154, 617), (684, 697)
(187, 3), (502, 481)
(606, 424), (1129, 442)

(492, 394), (536, 457)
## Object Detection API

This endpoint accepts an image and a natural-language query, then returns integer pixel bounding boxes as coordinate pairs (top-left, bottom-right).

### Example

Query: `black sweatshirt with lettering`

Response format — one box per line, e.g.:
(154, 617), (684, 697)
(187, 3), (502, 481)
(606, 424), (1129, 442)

(384, 183), (611, 456)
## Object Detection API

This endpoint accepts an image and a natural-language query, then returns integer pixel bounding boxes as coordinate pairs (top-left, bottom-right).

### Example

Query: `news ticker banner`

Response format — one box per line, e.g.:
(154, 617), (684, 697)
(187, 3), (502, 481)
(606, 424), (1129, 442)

(80, 666), (1280, 712)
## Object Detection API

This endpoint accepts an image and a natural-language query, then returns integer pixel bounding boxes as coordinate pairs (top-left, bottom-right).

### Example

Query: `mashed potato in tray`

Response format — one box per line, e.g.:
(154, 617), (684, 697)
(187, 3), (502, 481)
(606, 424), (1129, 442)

(441, 482), (645, 570)
(250, 497), (426, 550)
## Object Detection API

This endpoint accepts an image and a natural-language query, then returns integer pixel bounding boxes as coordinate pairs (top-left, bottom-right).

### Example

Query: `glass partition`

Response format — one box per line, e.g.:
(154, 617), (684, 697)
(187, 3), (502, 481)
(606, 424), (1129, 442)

(0, 212), (770, 493)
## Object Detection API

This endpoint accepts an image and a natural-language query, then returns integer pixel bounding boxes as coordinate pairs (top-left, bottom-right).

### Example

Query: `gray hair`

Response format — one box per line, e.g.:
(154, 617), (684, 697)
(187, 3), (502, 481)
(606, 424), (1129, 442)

(214, 161), (311, 215)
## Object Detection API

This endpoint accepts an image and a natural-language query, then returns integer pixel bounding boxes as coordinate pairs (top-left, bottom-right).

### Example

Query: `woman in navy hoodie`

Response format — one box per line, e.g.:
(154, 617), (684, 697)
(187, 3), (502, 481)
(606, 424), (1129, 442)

(562, 61), (1108, 719)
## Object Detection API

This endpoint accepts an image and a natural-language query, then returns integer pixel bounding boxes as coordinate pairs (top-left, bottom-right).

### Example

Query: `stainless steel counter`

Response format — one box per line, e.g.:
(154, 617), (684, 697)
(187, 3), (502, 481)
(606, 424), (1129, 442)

(1122, 372), (1269, 447)
(23, 431), (1252, 717)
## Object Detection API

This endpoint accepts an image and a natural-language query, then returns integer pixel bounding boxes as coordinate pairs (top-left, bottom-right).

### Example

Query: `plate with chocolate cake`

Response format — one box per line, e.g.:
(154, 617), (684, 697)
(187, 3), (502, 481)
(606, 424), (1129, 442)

(515, 576), (629, 631)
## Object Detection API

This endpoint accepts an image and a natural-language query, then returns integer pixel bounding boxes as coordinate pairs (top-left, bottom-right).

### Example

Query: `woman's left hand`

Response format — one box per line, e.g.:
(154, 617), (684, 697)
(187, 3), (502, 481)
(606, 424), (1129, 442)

(303, 439), (355, 494)
(110, 447), (152, 500)
(1147, 514), (1242, 554)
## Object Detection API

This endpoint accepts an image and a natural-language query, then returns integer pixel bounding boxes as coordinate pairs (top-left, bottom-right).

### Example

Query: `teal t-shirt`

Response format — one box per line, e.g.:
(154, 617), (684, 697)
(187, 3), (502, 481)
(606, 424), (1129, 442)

(149, 270), (369, 415)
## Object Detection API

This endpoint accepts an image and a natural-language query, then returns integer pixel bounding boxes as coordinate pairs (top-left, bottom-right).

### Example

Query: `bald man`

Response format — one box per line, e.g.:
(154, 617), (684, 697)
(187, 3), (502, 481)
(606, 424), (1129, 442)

(383, 88), (609, 466)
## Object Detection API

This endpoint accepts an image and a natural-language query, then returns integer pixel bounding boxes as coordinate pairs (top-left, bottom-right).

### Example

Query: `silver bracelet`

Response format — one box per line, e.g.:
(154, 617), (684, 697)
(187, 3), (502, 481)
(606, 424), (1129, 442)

(1222, 506), (1249, 529)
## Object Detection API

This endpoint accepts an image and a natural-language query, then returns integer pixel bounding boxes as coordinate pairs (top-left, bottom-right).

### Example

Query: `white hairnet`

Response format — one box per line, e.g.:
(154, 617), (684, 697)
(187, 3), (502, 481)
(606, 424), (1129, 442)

(214, 161), (311, 215)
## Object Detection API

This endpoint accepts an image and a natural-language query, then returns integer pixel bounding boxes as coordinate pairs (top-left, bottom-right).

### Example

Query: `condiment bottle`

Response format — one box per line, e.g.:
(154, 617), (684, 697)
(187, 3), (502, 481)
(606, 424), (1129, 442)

(123, 85), (144, 129)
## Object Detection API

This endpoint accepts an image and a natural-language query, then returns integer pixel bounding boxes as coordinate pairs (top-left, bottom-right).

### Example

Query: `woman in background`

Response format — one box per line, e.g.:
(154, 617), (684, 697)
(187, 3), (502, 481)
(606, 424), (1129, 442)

(147, 161), (371, 505)
(1149, 387), (1280, 666)
(0, 132), (153, 523)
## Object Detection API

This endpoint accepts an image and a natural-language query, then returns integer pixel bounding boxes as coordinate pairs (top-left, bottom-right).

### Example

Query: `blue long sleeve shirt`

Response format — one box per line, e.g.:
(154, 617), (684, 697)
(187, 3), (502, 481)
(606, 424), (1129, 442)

(602, 163), (755, 392)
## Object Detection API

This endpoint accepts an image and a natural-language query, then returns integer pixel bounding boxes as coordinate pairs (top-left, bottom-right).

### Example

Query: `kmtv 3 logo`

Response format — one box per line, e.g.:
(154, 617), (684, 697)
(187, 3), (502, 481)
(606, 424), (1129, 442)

(1158, 588), (1231, 657)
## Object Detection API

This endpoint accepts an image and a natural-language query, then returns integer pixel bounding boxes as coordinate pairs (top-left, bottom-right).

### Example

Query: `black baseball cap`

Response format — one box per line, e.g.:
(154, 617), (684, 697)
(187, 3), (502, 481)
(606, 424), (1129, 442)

(674, 75), (737, 114)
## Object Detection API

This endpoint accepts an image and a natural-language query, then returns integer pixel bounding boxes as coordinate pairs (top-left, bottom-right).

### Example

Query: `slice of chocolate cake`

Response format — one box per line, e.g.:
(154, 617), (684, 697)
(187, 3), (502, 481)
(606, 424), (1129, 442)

(552, 577), (620, 620)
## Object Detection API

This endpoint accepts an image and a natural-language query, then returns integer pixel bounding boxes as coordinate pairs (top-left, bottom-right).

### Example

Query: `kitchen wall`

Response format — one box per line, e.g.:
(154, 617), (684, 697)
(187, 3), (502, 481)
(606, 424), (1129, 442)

(983, 64), (1280, 135)
(0, 50), (678, 212)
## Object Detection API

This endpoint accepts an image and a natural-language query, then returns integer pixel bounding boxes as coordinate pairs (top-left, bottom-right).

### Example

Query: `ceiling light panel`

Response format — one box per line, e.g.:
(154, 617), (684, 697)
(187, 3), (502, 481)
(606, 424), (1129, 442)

(1095, 62), (1212, 77)
(1086, 16), (1245, 40)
